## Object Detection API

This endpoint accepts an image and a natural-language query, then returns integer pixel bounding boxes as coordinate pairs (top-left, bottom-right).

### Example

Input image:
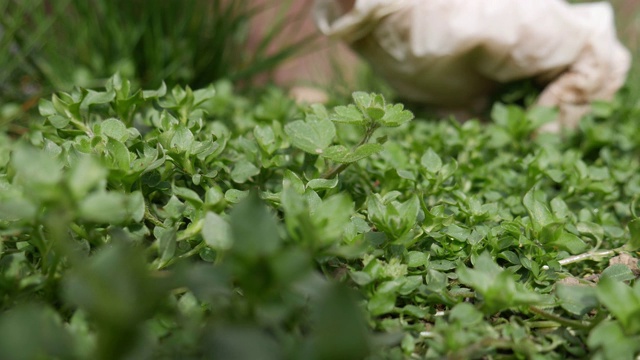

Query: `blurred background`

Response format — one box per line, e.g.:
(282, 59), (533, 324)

(0, 0), (638, 124)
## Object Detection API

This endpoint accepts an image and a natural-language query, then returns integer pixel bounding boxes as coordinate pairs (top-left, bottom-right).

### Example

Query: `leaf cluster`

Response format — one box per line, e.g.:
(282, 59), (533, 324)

(1, 76), (640, 358)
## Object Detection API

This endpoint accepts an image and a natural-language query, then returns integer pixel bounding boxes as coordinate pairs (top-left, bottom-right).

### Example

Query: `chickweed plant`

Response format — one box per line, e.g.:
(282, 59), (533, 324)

(0, 74), (639, 358)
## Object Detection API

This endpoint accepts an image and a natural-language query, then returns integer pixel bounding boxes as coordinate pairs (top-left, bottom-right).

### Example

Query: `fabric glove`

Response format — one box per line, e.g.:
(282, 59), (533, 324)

(314, 0), (631, 131)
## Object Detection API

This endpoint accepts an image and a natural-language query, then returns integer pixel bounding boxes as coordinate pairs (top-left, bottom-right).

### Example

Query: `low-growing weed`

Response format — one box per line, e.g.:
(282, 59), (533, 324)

(1, 75), (640, 358)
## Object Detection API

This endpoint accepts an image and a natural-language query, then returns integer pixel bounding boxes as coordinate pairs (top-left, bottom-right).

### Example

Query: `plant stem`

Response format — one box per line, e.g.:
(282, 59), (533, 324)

(322, 123), (380, 179)
(527, 320), (566, 329)
(144, 206), (165, 228)
(177, 220), (204, 242)
(449, 338), (516, 360)
(528, 306), (590, 330)
(321, 163), (349, 180)
(69, 117), (93, 137)
(159, 241), (207, 269)
(542, 249), (619, 270)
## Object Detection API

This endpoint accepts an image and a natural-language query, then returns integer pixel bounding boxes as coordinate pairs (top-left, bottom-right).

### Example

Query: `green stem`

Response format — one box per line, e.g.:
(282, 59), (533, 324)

(542, 249), (619, 270)
(177, 220), (204, 242)
(158, 241), (207, 269)
(69, 223), (89, 239)
(449, 338), (516, 360)
(322, 163), (349, 180)
(527, 320), (566, 329)
(322, 123), (379, 179)
(144, 206), (165, 228)
(69, 117), (93, 137)
(528, 306), (590, 331)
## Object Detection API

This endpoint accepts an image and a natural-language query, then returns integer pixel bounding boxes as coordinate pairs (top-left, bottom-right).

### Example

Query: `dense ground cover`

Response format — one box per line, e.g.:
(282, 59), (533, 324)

(1, 74), (639, 359)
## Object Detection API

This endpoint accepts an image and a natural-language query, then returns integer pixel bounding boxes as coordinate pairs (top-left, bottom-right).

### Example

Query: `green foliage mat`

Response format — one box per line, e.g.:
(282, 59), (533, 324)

(1, 75), (640, 359)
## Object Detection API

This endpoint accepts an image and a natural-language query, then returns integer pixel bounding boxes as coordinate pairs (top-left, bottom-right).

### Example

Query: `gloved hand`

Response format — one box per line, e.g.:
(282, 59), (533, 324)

(314, 0), (631, 132)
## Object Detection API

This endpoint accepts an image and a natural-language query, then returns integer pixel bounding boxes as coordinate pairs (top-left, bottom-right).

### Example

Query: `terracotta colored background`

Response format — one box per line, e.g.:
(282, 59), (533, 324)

(250, 0), (639, 88)
(248, 0), (359, 87)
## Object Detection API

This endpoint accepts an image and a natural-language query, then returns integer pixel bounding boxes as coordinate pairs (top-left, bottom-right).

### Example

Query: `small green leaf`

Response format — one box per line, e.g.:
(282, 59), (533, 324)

(406, 251), (429, 268)
(79, 191), (139, 224)
(100, 118), (130, 142)
(352, 92), (373, 111)
(527, 106), (557, 128)
(350, 271), (373, 286)
(62, 243), (164, 332)
(80, 89), (115, 110)
(170, 125), (194, 153)
(193, 85), (216, 107)
(449, 303), (484, 326)
(132, 145), (162, 173)
(457, 252), (546, 313)
(173, 186), (203, 205)
(444, 224), (471, 242)
(310, 284), (371, 359)
(331, 105), (366, 124)
(11, 144), (63, 192)
(491, 103), (515, 126)
(51, 93), (75, 117)
(142, 81), (167, 99)
(421, 148), (442, 173)
(67, 156), (107, 200)
(0, 196), (37, 221)
(397, 195), (420, 227)
(379, 104), (414, 127)
(307, 177), (339, 190)
(156, 227), (177, 265)
(550, 197), (571, 219)
(229, 193), (281, 258)
(596, 277), (640, 334)
(231, 160), (260, 183)
(458, 252), (503, 294)
(284, 118), (336, 155)
(225, 189), (249, 204)
(254, 125), (278, 154)
(552, 229), (588, 254)
(322, 143), (383, 163)
(202, 212), (232, 250)
(106, 138), (131, 171)
(48, 115), (70, 129)
(310, 193), (354, 244)
(601, 264), (636, 282)
(38, 99), (57, 117)
(439, 160), (458, 180)
(577, 221), (604, 240)
(205, 187), (224, 206)
(107, 72), (124, 92)
(306, 103), (330, 122)
(366, 107), (385, 121)
(556, 284), (598, 316)
(163, 196), (186, 219)
(368, 291), (396, 316)
(128, 191), (145, 222)
(0, 305), (74, 360)
(283, 170), (305, 194)
(588, 321), (640, 360)
(523, 189), (556, 232)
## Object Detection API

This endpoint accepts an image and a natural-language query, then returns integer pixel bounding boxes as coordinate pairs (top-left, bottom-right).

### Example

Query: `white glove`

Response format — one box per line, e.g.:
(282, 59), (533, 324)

(314, 0), (631, 131)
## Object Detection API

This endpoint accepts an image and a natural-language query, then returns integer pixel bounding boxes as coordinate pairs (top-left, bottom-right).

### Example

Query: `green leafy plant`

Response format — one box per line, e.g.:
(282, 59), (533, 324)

(285, 92), (414, 178)
(1, 75), (640, 358)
